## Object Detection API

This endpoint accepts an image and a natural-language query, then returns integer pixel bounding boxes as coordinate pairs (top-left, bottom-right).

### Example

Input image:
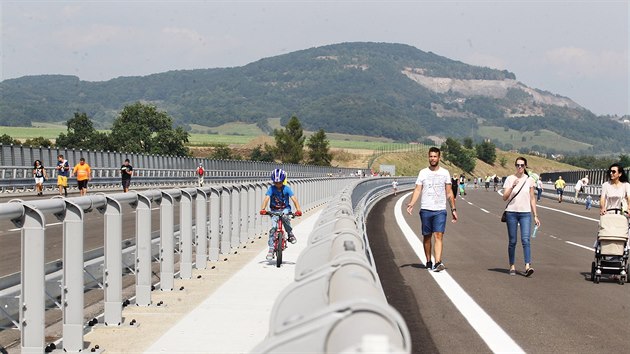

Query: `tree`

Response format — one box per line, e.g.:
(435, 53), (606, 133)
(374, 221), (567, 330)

(306, 129), (332, 166)
(250, 144), (275, 162)
(273, 116), (305, 164)
(56, 112), (111, 150)
(441, 137), (476, 173)
(209, 144), (234, 160)
(24, 137), (54, 147)
(110, 102), (190, 156)
(0, 134), (21, 145)
(475, 140), (497, 165)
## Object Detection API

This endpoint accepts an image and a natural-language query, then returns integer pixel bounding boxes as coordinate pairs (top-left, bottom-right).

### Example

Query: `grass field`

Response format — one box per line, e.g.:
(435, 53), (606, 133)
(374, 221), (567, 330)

(477, 126), (592, 152)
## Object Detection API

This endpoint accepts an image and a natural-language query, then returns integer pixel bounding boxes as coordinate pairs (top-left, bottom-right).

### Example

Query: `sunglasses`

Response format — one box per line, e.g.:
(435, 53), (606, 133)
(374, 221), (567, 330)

(515, 163), (526, 168)
(609, 170), (619, 174)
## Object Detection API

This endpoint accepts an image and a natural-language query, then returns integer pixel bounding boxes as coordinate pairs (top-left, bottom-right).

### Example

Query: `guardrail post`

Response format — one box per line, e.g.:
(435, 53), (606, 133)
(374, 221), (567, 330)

(60, 200), (85, 351)
(247, 183), (256, 239)
(220, 186), (231, 254)
(134, 193), (152, 306)
(231, 186), (241, 249)
(100, 196), (123, 326)
(179, 190), (194, 279)
(208, 187), (220, 261)
(195, 189), (208, 268)
(160, 192), (175, 291)
(15, 205), (46, 354)
(240, 184), (249, 243)
(254, 183), (263, 236)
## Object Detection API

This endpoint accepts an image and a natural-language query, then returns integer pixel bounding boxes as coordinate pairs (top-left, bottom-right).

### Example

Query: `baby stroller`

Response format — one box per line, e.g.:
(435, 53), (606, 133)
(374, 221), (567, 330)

(591, 209), (629, 284)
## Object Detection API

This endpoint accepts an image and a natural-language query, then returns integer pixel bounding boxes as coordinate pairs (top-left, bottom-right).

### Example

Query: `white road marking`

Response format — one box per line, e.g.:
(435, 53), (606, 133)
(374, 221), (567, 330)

(565, 241), (594, 252)
(467, 201), (473, 205)
(396, 193), (524, 354)
(479, 208), (489, 213)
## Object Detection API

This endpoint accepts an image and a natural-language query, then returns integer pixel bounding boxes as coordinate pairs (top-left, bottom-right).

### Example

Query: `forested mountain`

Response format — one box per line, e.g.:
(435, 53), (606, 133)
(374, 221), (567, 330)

(1, 42), (627, 154)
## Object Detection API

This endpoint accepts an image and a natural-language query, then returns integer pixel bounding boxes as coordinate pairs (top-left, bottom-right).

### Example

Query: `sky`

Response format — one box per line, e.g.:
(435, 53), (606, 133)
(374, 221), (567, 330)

(1, 1), (628, 116)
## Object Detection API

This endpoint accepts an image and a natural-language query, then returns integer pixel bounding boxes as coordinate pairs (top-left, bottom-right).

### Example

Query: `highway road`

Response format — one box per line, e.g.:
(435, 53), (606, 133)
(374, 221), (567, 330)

(367, 188), (629, 353)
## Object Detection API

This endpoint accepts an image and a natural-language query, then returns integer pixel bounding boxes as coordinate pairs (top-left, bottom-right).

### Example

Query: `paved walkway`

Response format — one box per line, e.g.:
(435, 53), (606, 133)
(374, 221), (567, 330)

(82, 209), (321, 354)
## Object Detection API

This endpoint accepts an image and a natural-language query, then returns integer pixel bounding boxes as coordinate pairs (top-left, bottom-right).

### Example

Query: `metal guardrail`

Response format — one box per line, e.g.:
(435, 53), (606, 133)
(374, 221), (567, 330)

(0, 177), (353, 353)
(252, 177), (416, 354)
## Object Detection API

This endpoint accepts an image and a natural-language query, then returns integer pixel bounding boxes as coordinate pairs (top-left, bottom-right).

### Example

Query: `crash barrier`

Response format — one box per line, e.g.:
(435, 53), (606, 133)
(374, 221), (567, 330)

(0, 177), (354, 354)
(0, 144), (367, 192)
(253, 177), (416, 354)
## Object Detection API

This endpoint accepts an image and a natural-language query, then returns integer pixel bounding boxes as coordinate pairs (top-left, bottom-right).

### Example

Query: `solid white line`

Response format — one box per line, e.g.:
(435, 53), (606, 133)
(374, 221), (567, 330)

(396, 193), (524, 354)
(565, 241), (594, 252)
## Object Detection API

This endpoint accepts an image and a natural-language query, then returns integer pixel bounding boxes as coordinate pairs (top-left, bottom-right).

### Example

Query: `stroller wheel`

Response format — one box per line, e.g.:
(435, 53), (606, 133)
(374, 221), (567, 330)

(590, 262), (596, 281)
(594, 275), (600, 284)
(620, 275), (626, 285)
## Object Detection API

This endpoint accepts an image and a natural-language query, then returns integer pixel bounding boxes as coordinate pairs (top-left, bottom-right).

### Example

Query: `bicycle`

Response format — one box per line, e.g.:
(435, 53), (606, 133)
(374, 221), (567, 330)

(260, 210), (301, 267)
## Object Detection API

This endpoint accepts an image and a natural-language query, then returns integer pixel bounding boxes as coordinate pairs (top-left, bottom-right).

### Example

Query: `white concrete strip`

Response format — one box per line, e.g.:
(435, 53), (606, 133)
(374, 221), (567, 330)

(565, 241), (594, 252)
(144, 210), (321, 354)
(396, 193), (524, 354)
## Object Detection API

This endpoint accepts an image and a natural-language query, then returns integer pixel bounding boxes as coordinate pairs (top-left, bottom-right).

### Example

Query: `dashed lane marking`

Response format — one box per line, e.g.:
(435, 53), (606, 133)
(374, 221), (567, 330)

(565, 241), (594, 252)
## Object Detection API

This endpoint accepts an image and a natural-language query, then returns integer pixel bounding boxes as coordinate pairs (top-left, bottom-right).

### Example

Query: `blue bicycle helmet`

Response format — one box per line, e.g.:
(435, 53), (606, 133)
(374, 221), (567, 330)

(271, 168), (286, 183)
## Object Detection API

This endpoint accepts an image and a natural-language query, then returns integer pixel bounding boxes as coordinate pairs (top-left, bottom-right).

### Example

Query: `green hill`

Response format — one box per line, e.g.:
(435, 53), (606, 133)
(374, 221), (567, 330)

(1, 42), (627, 154)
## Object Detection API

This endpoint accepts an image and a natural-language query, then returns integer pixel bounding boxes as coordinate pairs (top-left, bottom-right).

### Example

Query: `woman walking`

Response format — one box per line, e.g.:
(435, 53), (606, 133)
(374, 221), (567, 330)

(33, 159), (47, 196)
(502, 157), (541, 277)
(599, 164), (630, 216)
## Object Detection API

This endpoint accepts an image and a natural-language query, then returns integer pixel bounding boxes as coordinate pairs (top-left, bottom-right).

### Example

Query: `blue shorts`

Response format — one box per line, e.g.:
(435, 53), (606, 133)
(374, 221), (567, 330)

(556, 188), (563, 196)
(420, 209), (447, 236)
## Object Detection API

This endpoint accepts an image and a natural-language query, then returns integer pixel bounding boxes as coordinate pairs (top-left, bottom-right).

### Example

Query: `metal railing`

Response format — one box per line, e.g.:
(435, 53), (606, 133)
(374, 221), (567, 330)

(253, 177), (416, 353)
(0, 177), (353, 353)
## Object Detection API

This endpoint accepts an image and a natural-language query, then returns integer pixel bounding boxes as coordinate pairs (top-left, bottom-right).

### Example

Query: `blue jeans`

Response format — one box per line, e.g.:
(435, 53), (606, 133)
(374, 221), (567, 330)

(505, 211), (532, 265)
(536, 188), (542, 201)
(268, 209), (293, 248)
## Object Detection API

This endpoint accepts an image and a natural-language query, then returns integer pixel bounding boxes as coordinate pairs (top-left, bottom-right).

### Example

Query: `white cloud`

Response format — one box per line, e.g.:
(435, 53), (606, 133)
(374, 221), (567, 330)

(545, 46), (628, 78)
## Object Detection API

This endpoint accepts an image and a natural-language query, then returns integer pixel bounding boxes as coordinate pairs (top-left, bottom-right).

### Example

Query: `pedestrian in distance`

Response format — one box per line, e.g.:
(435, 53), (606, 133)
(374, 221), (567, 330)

(585, 195), (593, 210)
(33, 159), (47, 196)
(502, 157), (540, 277)
(458, 174), (467, 196)
(55, 154), (70, 197)
(260, 168), (302, 261)
(554, 176), (566, 203)
(536, 178), (543, 202)
(121, 158), (134, 193)
(197, 163), (205, 187)
(574, 175), (589, 203)
(72, 157), (91, 196)
(392, 179), (399, 196)
(406, 147), (458, 272)
(451, 175), (459, 199)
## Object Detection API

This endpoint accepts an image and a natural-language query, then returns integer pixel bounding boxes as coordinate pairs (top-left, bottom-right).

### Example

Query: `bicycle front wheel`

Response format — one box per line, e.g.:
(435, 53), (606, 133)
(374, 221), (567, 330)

(275, 232), (283, 268)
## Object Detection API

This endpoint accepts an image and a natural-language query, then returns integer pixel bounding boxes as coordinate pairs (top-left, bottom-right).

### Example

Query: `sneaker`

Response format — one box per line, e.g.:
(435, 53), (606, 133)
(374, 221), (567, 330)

(425, 261), (433, 270)
(509, 269), (516, 276)
(525, 268), (534, 277)
(433, 261), (445, 272)
(288, 234), (297, 244)
(266, 249), (273, 261)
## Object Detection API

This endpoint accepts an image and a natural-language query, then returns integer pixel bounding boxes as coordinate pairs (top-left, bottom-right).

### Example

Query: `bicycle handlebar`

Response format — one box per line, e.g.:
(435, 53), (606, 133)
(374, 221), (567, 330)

(260, 210), (300, 217)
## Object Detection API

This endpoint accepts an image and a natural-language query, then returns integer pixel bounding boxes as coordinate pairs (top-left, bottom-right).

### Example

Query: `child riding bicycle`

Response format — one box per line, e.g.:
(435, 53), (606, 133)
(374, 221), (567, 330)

(260, 168), (302, 261)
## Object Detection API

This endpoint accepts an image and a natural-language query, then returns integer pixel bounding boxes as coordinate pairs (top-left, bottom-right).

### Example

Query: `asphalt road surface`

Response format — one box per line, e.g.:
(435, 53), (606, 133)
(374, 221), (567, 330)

(367, 189), (629, 354)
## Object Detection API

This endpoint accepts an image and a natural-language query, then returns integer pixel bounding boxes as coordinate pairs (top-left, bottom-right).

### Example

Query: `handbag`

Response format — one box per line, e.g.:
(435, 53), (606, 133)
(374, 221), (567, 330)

(501, 177), (527, 222)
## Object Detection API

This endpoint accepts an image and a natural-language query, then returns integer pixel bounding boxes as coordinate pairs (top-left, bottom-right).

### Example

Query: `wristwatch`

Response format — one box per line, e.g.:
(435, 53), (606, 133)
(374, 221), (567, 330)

(451, 208), (456, 212)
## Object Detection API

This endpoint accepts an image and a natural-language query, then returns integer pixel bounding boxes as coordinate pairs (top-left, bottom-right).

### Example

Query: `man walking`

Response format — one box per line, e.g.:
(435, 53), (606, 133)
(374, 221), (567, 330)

(55, 154), (70, 197)
(121, 159), (133, 192)
(554, 176), (566, 203)
(406, 147), (458, 272)
(72, 157), (91, 196)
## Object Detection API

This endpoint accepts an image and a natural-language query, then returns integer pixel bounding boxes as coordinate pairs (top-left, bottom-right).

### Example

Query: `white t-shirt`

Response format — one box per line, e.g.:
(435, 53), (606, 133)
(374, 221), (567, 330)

(503, 175), (535, 212)
(415, 166), (451, 211)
